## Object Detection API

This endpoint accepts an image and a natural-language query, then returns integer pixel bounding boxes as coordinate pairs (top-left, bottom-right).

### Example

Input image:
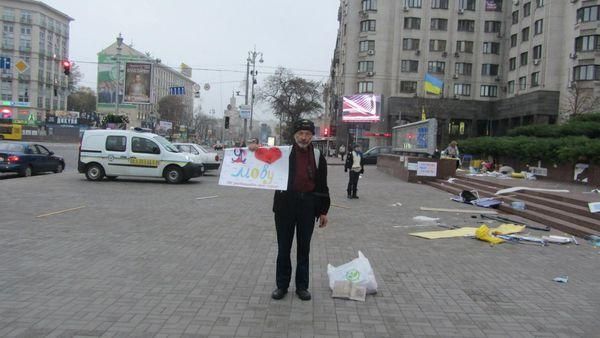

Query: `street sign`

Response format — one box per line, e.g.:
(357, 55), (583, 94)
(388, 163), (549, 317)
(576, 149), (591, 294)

(239, 105), (251, 119)
(0, 57), (11, 70)
(169, 86), (185, 95)
(15, 59), (28, 73)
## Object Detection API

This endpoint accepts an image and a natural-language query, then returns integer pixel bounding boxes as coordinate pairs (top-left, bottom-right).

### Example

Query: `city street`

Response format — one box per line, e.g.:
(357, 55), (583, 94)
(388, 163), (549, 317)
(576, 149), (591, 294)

(1, 148), (599, 337)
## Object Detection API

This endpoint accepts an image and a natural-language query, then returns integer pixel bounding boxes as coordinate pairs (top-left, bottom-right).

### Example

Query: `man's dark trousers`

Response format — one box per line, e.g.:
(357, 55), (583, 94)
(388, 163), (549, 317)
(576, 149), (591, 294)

(347, 170), (360, 196)
(274, 192), (316, 290)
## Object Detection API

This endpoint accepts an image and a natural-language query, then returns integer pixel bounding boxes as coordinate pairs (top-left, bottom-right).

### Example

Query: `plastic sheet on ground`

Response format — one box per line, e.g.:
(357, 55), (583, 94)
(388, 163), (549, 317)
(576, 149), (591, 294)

(475, 224), (505, 244)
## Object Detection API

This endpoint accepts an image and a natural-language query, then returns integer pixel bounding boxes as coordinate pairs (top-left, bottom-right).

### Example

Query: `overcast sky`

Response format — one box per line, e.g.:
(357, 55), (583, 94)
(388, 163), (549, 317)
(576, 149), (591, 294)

(43, 0), (340, 120)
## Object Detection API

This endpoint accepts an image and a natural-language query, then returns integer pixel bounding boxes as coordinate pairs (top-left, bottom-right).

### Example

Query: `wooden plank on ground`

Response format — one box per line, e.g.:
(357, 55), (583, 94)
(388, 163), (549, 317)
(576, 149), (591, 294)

(420, 207), (498, 214)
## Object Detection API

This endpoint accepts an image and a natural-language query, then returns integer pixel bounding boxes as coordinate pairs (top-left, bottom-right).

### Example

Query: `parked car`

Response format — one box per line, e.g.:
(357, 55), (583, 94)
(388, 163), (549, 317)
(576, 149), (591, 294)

(362, 146), (393, 165)
(173, 143), (221, 171)
(78, 129), (203, 183)
(0, 141), (65, 177)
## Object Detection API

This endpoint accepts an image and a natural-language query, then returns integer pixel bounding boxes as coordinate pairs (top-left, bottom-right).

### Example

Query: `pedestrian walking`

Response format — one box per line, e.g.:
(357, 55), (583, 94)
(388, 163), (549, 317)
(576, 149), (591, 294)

(345, 144), (364, 199)
(249, 119), (330, 301)
(338, 144), (346, 161)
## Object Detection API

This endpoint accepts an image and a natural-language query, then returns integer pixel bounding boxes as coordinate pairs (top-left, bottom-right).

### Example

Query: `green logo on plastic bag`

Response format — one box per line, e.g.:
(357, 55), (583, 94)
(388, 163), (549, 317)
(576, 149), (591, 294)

(345, 269), (360, 282)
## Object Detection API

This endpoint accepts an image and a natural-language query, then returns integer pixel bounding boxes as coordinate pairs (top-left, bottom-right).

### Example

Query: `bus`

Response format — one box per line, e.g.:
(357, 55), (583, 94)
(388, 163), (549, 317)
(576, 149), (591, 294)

(0, 123), (22, 140)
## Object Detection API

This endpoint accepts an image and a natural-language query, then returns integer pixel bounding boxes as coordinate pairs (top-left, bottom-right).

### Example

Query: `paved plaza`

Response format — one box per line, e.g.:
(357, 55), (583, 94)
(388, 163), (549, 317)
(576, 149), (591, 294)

(0, 160), (599, 337)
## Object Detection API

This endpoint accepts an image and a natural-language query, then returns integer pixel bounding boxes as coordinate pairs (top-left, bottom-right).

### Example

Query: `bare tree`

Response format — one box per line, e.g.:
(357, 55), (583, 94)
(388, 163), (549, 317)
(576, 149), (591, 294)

(258, 67), (322, 143)
(158, 95), (187, 124)
(561, 83), (600, 122)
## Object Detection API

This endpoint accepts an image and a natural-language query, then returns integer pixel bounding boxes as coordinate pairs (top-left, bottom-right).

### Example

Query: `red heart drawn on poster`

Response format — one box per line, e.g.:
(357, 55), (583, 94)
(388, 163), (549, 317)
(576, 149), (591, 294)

(254, 147), (282, 164)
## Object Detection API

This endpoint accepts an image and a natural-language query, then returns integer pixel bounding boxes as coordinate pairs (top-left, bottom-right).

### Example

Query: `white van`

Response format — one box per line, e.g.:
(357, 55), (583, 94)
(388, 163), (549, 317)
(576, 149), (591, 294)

(78, 129), (204, 183)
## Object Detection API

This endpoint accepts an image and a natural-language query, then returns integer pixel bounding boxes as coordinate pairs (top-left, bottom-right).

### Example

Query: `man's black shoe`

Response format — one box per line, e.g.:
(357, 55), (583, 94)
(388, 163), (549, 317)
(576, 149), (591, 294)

(271, 288), (287, 300)
(352, 195), (359, 199)
(347, 195), (352, 199)
(296, 289), (311, 301)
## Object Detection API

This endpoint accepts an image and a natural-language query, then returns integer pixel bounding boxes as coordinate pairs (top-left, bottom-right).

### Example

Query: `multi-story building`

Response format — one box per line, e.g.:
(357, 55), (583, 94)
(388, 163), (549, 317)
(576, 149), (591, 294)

(0, 0), (72, 132)
(330, 0), (600, 148)
(97, 35), (197, 132)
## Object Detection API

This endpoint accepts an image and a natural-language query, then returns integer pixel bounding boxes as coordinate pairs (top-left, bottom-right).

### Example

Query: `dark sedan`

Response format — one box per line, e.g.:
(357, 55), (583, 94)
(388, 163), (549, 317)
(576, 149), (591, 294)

(362, 146), (392, 165)
(0, 142), (65, 177)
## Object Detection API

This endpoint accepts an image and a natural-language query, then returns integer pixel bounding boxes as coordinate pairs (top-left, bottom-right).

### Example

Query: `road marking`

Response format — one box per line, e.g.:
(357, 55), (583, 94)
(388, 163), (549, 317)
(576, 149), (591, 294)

(331, 203), (350, 209)
(196, 195), (219, 200)
(36, 206), (87, 218)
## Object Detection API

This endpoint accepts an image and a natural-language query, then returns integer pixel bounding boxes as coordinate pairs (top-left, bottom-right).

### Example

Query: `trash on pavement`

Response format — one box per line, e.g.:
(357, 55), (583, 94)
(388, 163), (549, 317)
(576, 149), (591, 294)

(481, 214), (550, 231)
(331, 280), (366, 302)
(495, 187), (570, 195)
(553, 276), (568, 283)
(390, 202), (402, 207)
(327, 251), (378, 295)
(511, 201), (526, 210)
(451, 190), (503, 208)
(420, 207), (498, 214)
(413, 216), (440, 222)
(410, 223), (524, 240)
(542, 235), (575, 244)
(588, 202), (600, 213)
(447, 177), (457, 183)
(475, 224), (505, 245)
(587, 235), (600, 247)
(496, 234), (548, 246)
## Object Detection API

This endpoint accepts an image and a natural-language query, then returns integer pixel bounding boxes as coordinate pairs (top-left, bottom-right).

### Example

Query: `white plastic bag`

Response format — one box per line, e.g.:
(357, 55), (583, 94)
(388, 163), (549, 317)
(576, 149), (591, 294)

(327, 251), (378, 295)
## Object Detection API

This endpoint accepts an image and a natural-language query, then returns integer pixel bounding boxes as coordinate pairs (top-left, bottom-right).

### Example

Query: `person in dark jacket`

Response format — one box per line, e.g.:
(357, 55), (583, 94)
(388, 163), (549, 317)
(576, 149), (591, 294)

(344, 144), (365, 199)
(250, 119), (330, 301)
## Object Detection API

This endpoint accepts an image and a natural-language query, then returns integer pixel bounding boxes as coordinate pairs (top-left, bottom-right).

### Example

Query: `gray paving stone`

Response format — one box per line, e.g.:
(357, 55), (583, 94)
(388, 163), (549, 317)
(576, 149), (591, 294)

(0, 164), (598, 337)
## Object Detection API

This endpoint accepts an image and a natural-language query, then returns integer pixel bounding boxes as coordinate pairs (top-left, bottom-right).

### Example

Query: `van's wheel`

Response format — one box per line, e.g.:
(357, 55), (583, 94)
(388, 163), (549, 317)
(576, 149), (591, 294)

(164, 165), (183, 184)
(19, 165), (32, 177)
(53, 163), (64, 173)
(85, 163), (105, 181)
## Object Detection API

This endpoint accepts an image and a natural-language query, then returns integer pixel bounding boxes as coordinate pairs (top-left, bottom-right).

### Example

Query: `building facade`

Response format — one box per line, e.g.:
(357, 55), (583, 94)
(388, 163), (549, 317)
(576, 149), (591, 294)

(330, 0), (600, 148)
(1, 0), (72, 133)
(97, 36), (197, 132)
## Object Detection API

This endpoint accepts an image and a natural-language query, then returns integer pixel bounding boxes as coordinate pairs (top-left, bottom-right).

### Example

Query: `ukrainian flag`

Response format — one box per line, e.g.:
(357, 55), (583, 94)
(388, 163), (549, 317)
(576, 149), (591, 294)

(424, 73), (443, 95)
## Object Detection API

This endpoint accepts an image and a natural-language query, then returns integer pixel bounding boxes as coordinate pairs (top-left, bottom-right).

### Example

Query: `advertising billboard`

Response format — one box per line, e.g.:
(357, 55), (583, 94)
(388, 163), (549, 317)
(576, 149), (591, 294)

(342, 94), (380, 122)
(124, 62), (152, 104)
(391, 119), (438, 155)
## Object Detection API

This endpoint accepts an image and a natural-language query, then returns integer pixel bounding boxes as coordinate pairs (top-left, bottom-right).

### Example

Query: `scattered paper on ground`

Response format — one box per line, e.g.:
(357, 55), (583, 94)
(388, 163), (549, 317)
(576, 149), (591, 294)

(410, 223), (524, 240)
(495, 187), (570, 195)
(476, 224), (505, 244)
(410, 227), (478, 239)
(413, 216), (440, 222)
(196, 195), (219, 200)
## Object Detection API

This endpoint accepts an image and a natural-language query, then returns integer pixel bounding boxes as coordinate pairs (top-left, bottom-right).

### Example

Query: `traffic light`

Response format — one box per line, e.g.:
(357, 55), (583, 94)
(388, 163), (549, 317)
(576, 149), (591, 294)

(224, 116), (230, 129)
(62, 60), (71, 75)
(324, 127), (329, 137)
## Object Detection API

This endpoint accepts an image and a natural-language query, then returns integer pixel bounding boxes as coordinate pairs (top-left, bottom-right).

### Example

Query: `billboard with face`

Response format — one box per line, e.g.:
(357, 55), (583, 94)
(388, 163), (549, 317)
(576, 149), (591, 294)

(124, 62), (152, 104)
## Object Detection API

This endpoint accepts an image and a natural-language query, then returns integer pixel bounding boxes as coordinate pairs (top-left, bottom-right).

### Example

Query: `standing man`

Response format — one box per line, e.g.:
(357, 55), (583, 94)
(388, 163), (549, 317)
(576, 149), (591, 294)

(251, 119), (330, 301)
(338, 144), (346, 161)
(344, 144), (365, 199)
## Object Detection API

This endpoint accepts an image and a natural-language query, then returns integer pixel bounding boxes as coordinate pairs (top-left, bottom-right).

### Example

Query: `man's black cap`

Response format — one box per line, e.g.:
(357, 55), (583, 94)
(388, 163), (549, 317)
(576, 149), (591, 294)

(293, 119), (315, 135)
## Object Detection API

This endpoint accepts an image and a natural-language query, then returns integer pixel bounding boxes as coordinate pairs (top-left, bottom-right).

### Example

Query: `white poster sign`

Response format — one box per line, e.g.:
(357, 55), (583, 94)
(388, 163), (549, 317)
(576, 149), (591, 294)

(219, 146), (291, 190)
(417, 161), (437, 176)
(407, 162), (417, 171)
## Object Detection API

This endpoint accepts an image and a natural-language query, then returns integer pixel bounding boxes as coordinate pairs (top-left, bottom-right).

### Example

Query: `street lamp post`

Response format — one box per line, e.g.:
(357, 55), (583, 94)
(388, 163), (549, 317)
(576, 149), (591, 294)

(114, 33), (123, 115)
(242, 47), (263, 143)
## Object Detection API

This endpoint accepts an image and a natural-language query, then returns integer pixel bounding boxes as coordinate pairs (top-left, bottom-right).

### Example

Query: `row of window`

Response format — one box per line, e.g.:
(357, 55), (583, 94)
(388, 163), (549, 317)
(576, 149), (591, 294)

(361, 19), (502, 33)
(510, 0), (545, 23)
(380, 0), (503, 11)
(577, 6), (600, 23)
(397, 38), (500, 54)
(1, 7), (69, 36)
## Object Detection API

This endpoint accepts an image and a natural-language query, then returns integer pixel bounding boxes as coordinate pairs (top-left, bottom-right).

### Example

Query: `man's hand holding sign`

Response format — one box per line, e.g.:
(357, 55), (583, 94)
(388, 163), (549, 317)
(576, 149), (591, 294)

(219, 121), (330, 301)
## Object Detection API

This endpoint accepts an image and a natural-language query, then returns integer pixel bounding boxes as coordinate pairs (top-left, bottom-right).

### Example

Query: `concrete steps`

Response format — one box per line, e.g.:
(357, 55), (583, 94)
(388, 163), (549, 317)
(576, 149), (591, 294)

(425, 178), (600, 238)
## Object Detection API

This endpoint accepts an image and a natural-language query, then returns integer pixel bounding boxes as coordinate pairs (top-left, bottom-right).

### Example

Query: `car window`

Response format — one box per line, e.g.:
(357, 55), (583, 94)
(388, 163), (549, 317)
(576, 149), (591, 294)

(176, 145), (190, 153)
(189, 146), (200, 155)
(106, 136), (126, 152)
(36, 145), (50, 155)
(153, 136), (179, 152)
(132, 137), (160, 154)
(0, 142), (25, 152)
(197, 145), (209, 153)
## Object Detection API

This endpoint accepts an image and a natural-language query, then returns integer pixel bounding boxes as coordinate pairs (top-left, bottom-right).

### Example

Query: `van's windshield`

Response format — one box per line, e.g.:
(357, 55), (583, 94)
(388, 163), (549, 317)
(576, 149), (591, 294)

(153, 136), (180, 152)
